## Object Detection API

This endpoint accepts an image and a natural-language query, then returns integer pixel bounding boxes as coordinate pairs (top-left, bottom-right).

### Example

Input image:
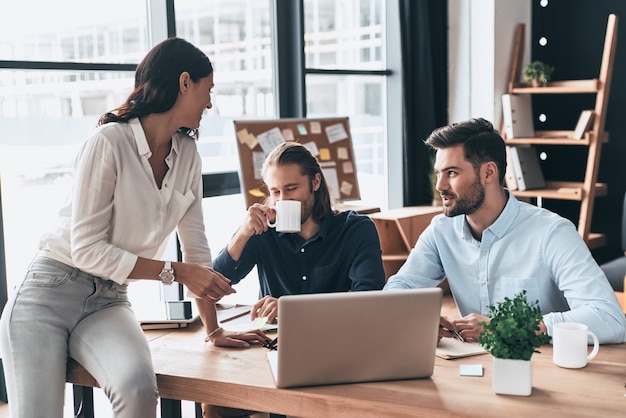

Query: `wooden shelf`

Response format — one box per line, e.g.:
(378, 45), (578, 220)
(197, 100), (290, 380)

(512, 181), (607, 201)
(502, 15), (617, 248)
(510, 79), (600, 94)
(586, 233), (606, 250)
(504, 130), (608, 146)
(369, 206), (442, 280)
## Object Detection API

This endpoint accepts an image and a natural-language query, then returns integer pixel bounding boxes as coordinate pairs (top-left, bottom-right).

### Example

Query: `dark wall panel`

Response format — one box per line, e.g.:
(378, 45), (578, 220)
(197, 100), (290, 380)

(531, 1), (626, 263)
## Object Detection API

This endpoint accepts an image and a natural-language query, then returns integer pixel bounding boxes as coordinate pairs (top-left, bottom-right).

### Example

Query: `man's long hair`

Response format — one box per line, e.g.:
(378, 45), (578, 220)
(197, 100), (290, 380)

(261, 142), (333, 221)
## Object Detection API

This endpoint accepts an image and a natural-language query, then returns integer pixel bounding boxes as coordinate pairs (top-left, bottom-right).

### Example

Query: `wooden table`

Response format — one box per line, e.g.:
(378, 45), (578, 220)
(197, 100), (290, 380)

(67, 297), (626, 418)
(146, 325), (625, 418)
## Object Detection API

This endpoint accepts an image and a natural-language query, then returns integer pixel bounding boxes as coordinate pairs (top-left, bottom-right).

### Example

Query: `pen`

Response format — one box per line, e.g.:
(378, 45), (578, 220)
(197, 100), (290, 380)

(263, 337), (278, 350)
(440, 325), (465, 343)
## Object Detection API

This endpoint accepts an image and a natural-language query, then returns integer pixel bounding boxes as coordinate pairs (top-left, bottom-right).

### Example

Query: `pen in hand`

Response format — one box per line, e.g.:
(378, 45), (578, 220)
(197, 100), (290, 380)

(440, 325), (465, 343)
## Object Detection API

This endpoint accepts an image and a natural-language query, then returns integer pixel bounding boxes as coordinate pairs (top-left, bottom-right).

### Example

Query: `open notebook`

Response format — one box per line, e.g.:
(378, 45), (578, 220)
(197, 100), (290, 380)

(267, 288), (443, 388)
(435, 338), (488, 360)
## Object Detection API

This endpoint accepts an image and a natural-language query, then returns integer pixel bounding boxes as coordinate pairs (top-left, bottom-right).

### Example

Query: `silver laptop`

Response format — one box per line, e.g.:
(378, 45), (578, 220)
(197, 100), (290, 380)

(267, 288), (443, 388)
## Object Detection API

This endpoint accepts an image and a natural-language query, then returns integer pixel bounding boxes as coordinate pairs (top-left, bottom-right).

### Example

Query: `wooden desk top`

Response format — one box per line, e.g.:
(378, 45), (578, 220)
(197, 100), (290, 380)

(146, 322), (625, 418)
(66, 297), (626, 418)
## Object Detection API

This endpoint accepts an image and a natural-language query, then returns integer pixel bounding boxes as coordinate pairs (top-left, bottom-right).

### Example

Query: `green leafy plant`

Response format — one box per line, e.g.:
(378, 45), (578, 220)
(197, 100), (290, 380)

(522, 60), (555, 85)
(478, 291), (550, 361)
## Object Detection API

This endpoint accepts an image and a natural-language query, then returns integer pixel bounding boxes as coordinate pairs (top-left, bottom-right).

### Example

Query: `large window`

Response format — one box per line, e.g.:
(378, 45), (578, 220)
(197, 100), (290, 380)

(304, 0), (387, 205)
(0, 0), (392, 299)
(0, 0), (148, 294)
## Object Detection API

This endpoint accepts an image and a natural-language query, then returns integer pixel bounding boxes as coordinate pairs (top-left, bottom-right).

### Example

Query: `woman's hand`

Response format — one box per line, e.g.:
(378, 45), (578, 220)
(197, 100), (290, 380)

(174, 263), (235, 302)
(251, 295), (279, 323)
(208, 328), (269, 348)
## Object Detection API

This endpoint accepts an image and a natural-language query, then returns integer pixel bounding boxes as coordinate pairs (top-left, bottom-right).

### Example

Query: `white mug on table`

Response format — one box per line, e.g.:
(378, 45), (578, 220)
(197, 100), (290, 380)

(552, 322), (599, 368)
(268, 200), (301, 233)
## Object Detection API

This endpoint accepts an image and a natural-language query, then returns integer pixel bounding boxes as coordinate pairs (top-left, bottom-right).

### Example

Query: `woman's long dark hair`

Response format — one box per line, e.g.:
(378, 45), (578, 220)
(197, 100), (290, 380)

(98, 37), (213, 138)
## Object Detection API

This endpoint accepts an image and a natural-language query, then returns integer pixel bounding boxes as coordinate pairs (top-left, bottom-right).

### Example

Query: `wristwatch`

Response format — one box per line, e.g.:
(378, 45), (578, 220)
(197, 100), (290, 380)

(159, 261), (175, 285)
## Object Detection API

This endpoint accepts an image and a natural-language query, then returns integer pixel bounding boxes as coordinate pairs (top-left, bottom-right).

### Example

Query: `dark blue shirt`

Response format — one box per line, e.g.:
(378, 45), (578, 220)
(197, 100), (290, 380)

(213, 210), (385, 297)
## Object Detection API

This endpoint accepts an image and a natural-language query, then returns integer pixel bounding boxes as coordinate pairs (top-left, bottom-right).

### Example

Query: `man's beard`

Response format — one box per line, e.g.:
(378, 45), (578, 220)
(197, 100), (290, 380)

(441, 179), (485, 217)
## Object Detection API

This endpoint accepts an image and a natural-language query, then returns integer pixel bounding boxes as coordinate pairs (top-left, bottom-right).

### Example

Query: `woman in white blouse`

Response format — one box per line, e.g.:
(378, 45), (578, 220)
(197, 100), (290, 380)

(0, 37), (267, 418)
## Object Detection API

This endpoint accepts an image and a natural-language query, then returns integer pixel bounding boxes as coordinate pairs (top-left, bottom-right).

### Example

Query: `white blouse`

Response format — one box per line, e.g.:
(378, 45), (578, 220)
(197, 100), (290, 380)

(38, 118), (212, 284)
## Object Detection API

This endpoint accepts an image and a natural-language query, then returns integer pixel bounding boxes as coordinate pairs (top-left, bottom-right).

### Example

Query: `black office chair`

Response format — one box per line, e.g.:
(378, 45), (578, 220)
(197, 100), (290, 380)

(599, 192), (626, 292)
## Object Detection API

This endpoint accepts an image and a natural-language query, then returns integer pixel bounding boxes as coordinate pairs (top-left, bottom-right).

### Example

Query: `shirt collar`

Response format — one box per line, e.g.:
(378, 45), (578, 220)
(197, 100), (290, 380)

(130, 118), (151, 157)
(280, 213), (331, 243)
(129, 118), (180, 158)
(487, 190), (519, 239)
(318, 213), (333, 239)
(458, 190), (520, 240)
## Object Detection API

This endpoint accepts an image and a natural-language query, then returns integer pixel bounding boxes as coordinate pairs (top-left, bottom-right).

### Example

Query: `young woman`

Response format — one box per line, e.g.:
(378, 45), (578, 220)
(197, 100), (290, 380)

(0, 37), (267, 418)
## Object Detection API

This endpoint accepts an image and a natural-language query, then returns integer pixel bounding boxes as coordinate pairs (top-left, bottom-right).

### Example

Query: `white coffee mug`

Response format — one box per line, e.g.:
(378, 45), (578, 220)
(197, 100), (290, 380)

(552, 322), (599, 369)
(268, 200), (301, 233)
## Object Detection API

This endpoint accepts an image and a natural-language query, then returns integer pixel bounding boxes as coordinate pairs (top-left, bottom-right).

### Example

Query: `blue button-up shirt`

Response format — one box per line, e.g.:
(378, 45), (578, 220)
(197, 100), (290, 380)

(384, 192), (625, 344)
(213, 210), (385, 297)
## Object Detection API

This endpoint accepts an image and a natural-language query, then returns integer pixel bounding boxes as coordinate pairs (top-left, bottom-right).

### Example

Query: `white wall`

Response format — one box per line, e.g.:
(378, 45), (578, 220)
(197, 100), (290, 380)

(448, 0), (531, 126)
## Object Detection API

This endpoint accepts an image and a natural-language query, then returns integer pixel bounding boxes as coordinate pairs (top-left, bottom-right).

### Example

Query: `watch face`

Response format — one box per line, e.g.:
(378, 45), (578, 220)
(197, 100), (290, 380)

(159, 270), (175, 284)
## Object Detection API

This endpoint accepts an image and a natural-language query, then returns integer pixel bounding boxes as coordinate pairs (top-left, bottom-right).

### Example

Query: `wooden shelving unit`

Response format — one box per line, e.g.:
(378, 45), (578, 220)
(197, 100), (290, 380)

(501, 14), (617, 250)
(369, 206), (442, 280)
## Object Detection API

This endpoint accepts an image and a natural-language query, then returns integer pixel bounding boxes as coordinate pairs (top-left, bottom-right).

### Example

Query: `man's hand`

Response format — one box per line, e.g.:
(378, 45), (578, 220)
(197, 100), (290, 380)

(241, 203), (276, 236)
(208, 328), (269, 348)
(438, 316), (460, 343)
(251, 295), (278, 323)
(452, 313), (490, 341)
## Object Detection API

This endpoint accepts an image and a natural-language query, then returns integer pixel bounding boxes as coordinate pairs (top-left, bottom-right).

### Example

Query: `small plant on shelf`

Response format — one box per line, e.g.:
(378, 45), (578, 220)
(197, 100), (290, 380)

(522, 60), (555, 87)
(478, 290), (550, 361)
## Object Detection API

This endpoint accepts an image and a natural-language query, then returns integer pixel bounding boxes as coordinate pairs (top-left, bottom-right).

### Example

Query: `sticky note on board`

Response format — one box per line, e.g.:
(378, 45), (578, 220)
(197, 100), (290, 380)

(297, 124), (308, 135)
(303, 141), (320, 157)
(248, 188), (265, 197)
(310, 121), (322, 134)
(342, 161), (354, 174)
(337, 147), (349, 160)
(236, 128), (250, 143)
(236, 128), (258, 149)
(321, 167), (340, 200)
(340, 181), (353, 196)
(244, 133), (258, 149)
(252, 151), (265, 179)
(319, 148), (331, 161)
(257, 127), (285, 154)
(325, 123), (349, 143)
(282, 128), (295, 141)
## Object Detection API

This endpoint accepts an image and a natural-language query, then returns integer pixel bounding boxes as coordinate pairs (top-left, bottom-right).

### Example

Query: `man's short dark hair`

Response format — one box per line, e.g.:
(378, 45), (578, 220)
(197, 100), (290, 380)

(425, 118), (507, 185)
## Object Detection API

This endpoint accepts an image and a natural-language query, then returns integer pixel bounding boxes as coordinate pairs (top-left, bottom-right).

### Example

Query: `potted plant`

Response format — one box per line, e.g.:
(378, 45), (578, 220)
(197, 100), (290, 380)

(478, 290), (550, 396)
(522, 60), (555, 87)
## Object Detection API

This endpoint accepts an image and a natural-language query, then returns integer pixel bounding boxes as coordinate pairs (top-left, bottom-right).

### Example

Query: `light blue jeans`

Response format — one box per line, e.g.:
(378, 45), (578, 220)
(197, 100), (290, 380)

(0, 256), (158, 418)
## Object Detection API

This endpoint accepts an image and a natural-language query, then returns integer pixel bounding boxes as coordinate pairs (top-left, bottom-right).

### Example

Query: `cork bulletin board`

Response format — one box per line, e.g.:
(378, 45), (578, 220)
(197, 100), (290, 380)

(233, 117), (361, 208)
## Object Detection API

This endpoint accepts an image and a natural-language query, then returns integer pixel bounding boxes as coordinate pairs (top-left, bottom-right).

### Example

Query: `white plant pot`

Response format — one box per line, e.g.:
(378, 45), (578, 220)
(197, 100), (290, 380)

(492, 357), (532, 396)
